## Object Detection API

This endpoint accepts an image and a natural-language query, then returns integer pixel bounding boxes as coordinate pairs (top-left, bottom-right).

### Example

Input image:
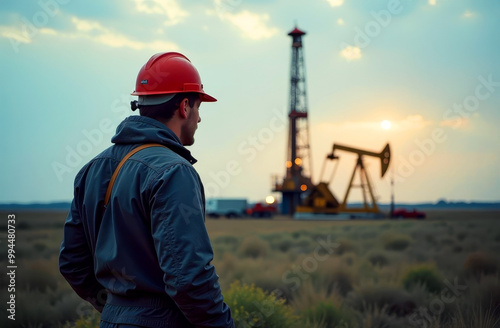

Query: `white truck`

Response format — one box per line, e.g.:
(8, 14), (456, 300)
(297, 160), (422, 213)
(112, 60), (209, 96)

(206, 198), (248, 218)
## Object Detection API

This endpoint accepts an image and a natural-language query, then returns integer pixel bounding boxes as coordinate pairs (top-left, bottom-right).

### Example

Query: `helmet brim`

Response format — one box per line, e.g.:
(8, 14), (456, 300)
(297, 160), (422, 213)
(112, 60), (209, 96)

(200, 93), (217, 102)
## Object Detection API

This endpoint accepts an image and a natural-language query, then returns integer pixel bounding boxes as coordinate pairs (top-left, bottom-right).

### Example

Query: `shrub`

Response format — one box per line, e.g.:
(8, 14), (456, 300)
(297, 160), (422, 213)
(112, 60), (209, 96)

(238, 236), (269, 258)
(367, 251), (390, 267)
(292, 230), (307, 239)
(302, 301), (350, 328)
(402, 264), (443, 294)
(353, 304), (403, 328)
(335, 239), (355, 255)
(463, 252), (498, 277)
(214, 235), (240, 247)
(18, 259), (59, 291)
(63, 313), (101, 328)
(346, 286), (417, 317)
(456, 231), (467, 241)
(277, 236), (294, 252)
(14, 288), (56, 327)
(265, 233), (295, 252)
(441, 237), (455, 246)
(224, 281), (298, 328)
(457, 275), (500, 323)
(290, 280), (334, 312)
(476, 276), (500, 318)
(333, 272), (354, 297)
(34, 242), (47, 252)
(382, 233), (412, 251)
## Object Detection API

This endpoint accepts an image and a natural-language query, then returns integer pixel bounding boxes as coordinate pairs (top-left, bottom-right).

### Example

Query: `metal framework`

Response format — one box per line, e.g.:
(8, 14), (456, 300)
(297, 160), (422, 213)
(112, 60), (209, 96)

(273, 26), (312, 215)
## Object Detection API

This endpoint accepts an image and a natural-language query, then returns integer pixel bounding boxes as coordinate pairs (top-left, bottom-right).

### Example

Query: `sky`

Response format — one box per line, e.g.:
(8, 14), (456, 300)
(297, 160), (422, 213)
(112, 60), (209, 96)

(1, 0), (499, 205)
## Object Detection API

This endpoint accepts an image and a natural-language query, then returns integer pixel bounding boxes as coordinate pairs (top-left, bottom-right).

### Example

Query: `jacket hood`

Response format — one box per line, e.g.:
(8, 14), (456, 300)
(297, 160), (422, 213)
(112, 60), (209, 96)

(111, 115), (197, 164)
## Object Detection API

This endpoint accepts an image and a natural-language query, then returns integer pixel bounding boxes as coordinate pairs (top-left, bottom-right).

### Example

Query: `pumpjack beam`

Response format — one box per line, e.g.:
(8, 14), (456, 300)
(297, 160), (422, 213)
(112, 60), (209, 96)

(295, 143), (391, 216)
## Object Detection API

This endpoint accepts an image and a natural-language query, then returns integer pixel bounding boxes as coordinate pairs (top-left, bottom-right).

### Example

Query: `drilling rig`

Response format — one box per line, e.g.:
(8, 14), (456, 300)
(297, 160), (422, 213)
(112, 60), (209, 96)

(272, 26), (391, 218)
(272, 26), (313, 216)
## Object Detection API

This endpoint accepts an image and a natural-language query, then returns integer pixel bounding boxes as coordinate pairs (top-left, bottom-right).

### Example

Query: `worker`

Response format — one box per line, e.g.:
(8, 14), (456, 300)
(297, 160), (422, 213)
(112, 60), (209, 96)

(59, 52), (234, 328)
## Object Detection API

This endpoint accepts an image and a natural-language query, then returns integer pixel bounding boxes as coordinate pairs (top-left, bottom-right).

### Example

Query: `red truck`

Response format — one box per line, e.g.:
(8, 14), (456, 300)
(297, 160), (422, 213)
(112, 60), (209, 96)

(392, 208), (426, 219)
(246, 202), (277, 218)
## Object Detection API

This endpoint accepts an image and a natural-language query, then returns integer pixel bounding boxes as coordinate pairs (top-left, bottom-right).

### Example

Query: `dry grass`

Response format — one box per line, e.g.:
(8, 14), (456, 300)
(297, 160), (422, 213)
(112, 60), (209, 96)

(1, 209), (499, 327)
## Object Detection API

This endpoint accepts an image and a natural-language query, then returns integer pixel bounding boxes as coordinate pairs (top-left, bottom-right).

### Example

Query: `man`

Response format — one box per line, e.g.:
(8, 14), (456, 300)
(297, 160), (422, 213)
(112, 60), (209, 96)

(59, 52), (234, 328)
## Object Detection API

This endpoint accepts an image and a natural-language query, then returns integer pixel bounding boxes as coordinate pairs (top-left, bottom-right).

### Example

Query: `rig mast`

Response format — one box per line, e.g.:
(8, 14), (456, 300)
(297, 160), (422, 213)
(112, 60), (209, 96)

(273, 26), (313, 215)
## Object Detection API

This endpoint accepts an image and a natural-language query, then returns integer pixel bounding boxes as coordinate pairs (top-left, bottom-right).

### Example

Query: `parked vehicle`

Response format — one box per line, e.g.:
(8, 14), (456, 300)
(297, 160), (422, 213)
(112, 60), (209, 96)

(206, 198), (278, 218)
(392, 208), (426, 219)
(246, 202), (277, 218)
(206, 198), (248, 218)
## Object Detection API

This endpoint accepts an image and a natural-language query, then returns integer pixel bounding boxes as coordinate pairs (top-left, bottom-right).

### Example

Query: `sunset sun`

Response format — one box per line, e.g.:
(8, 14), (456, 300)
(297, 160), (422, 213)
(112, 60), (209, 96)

(381, 120), (392, 130)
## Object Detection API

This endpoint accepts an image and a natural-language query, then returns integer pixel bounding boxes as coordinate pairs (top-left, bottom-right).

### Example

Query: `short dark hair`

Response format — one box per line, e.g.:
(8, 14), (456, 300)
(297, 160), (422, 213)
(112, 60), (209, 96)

(139, 93), (200, 122)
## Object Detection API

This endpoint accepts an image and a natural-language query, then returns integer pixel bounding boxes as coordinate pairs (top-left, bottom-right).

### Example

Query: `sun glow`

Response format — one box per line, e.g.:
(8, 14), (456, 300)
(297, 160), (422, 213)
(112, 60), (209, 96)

(265, 196), (275, 204)
(381, 120), (392, 130)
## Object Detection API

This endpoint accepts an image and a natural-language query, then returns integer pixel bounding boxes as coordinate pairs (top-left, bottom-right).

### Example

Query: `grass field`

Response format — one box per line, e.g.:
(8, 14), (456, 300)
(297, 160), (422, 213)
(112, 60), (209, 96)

(0, 210), (499, 327)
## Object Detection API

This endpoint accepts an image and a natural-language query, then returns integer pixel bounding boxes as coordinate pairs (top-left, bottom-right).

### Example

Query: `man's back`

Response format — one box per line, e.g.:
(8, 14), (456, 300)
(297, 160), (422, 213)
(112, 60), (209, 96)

(60, 116), (233, 327)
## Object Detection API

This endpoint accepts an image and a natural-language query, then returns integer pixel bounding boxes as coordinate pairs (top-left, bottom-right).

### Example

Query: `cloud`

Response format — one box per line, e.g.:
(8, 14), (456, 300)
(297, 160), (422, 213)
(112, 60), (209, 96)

(133, 0), (188, 26)
(395, 115), (433, 131)
(0, 16), (179, 51)
(440, 118), (469, 129)
(72, 16), (104, 32)
(462, 10), (475, 19)
(326, 0), (344, 7)
(0, 25), (31, 44)
(210, 9), (278, 40)
(340, 46), (362, 61)
(439, 113), (478, 130)
(70, 17), (179, 50)
(0, 25), (59, 46)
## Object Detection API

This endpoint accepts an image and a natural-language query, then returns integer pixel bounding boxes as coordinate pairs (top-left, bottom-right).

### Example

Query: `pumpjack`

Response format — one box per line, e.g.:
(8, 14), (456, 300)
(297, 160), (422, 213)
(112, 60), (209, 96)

(295, 143), (390, 218)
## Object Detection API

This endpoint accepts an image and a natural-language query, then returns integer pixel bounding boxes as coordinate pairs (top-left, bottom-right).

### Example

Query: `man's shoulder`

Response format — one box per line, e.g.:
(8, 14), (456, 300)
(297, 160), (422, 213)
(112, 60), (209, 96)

(72, 143), (196, 188)
(132, 145), (193, 171)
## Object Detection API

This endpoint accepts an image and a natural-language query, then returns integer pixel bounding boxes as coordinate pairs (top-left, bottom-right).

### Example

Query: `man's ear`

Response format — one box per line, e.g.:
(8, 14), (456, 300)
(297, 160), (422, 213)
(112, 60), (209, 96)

(178, 98), (189, 119)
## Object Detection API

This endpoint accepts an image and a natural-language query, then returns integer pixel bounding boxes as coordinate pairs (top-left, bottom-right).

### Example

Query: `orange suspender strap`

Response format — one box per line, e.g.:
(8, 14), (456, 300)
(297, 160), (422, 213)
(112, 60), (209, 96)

(104, 143), (169, 207)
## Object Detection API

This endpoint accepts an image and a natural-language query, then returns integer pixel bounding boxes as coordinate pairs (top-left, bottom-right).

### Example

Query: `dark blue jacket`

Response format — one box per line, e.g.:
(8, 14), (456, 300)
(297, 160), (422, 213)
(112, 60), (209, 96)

(59, 116), (234, 327)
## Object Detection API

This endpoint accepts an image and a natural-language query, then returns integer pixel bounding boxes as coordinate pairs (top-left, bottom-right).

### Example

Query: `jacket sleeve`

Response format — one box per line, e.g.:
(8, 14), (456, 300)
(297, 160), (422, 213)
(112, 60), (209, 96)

(59, 198), (107, 313)
(150, 163), (234, 328)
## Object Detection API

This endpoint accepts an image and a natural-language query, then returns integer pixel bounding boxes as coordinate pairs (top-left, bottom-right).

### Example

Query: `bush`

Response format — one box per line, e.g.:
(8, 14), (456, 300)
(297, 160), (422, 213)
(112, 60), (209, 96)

(346, 286), (417, 317)
(238, 236), (269, 258)
(463, 252), (498, 277)
(326, 271), (353, 297)
(367, 251), (390, 267)
(214, 235), (240, 247)
(456, 231), (467, 241)
(302, 301), (350, 328)
(18, 259), (59, 291)
(402, 264), (443, 294)
(224, 281), (298, 328)
(63, 314), (100, 328)
(335, 239), (355, 255)
(382, 233), (412, 251)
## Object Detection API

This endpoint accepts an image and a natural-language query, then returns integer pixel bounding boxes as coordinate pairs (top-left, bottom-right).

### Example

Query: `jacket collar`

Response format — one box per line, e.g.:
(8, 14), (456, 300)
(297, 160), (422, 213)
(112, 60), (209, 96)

(111, 115), (197, 164)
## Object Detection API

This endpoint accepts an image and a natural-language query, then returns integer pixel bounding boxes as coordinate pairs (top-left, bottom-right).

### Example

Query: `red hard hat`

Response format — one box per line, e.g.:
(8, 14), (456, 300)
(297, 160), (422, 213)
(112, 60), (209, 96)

(131, 52), (216, 102)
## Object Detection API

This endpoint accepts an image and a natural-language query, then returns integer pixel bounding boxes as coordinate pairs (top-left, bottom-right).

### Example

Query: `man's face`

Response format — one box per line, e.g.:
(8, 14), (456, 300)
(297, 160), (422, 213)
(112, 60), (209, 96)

(180, 98), (201, 146)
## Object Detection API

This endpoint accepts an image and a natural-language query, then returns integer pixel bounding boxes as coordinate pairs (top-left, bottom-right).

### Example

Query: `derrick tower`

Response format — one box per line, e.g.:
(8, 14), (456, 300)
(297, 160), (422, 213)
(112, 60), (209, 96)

(273, 26), (312, 215)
